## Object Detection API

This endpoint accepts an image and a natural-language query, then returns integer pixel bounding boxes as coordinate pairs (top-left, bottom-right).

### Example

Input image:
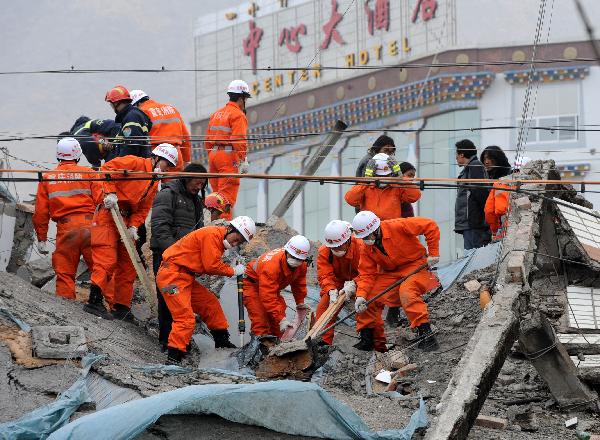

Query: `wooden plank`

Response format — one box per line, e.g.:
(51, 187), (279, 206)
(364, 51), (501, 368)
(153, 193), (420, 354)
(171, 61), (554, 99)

(109, 207), (157, 314)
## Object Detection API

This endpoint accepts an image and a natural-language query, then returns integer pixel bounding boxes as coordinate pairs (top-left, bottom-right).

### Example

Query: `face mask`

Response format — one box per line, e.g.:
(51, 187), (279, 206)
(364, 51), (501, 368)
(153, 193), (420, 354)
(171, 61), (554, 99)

(223, 239), (233, 250)
(331, 249), (347, 257)
(378, 183), (389, 188)
(363, 239), (376, 246)
(287, 257), (303, 268)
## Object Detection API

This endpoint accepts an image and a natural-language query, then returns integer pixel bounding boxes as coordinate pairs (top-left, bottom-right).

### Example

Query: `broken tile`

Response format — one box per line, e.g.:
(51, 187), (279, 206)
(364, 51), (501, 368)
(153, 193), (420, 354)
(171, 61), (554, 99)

(31, 325), (87, 359)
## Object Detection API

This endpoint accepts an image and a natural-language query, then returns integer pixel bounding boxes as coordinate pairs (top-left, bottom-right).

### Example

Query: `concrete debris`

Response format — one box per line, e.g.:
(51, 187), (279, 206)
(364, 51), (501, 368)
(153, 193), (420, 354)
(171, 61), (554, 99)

(474, 414), (508, 430)
(464, 279), (481, 293)
(31, 325), (87, 359)
(6, 203), (35, 274)
(514, 196), (532, 210)
(17, 257), (54, 287)
(566, 417), (579, 428)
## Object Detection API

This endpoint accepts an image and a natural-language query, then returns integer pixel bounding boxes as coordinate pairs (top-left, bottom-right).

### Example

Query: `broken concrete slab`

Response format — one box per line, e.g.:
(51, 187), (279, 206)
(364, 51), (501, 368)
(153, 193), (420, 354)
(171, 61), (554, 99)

(32, 326), (87, 359)
(474, 414), (508, 430)
(17, 257), (54, 287)
(515, 196), (532, 210)
(464, 279), (481, 293)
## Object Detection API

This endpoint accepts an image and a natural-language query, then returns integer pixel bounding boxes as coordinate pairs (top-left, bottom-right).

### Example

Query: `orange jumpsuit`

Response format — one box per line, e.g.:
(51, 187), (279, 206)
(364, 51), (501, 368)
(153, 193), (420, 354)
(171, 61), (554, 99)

(243, 248), (307, 338)
(32, 161), (99, 299)
(90, 155), (158, 308)
(205, 101), (248, 220)
(356, 217), (440, 351)
(316, 237), (362, 345)
(344, 181), (421, 221)
(485, 182), (511, 240)
(138, 99), (191, 172)
(157, 226), (231, 351)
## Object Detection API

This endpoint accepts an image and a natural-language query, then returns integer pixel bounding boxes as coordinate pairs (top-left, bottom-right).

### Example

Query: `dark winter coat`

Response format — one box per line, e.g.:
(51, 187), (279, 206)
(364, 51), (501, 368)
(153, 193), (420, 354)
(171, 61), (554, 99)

(150, 179), (204, 253)
(454, 156), (490, 231)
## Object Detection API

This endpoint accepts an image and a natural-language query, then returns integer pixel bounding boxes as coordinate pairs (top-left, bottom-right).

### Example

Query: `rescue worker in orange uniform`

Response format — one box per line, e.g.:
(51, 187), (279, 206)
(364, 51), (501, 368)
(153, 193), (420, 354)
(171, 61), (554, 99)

(204, 192), (231, 222)
(84, 144), (179, 321)
(156, 216), (255, 365)
(205, 80), (251, 220)
(351, 211), (440, 352)
(130, 90), (192, 171)
(345, 153), (421, 221)
(243, 235), (311, 338)
(316, 221), (362, 346)
(33, 138), (99, 300)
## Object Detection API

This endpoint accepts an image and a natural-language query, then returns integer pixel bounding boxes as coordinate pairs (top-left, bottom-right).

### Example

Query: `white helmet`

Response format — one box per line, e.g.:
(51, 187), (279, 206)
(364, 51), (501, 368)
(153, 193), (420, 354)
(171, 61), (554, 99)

(324, 220), (352, 248)
(151, 143), (179, 166)
(284, 235), (311, 260)
(372, 153), (392, 176)
(56, 137), (82, 161)
(227, 80), (252, 97)
(352, 211), (381, 239)
(130, 89), (148, 105)
(230, 215), (256, 242)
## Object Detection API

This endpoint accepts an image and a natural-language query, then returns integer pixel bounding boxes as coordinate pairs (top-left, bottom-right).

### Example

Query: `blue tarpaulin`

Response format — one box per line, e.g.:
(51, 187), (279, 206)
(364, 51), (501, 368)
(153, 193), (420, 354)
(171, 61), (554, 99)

(436, 242), (501, 291)
(48, 380), (428, 440)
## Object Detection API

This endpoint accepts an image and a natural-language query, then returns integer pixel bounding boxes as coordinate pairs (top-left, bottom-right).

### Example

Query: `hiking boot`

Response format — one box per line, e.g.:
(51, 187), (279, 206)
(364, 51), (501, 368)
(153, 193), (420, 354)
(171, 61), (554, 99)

(111, 304), (134, 322)
(353, 328), (375, 351)
(166, 347), (185, 365)
(385, 307), (400, 327)
(416, 323), (439, 352)
(211, 329), (237, 349)
(83, 285), (113, 320)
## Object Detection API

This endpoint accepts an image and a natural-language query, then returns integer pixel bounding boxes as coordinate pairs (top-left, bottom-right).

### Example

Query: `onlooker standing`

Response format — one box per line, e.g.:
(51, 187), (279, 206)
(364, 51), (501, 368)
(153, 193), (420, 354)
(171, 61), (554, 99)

(454, 139), (491, 251)
(150, 163), (207, 349)
(355, 135), (396, 178)
(400, 162), (417, 218)
(481, 146), (512, 241)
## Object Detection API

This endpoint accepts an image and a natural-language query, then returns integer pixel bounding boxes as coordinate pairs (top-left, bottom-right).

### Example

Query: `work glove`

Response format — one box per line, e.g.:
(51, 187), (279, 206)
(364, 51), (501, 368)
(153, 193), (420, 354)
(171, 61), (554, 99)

(296, 303), (310, 311)
(233, 264), (246, 277)
(103, 193), (118, 209)
(128, 226), (139, 241)
(354, 297), (368, 314)
(279, 318), (293, 333)
(328, 289), (338, 303)
(363, 159), (376, 177)
(427, 256), (440, 269)
(239, 159), (250, 174)
(343, 280), (357, 296)
(388, 158), (401, 177)
(37, 241), (48, 255)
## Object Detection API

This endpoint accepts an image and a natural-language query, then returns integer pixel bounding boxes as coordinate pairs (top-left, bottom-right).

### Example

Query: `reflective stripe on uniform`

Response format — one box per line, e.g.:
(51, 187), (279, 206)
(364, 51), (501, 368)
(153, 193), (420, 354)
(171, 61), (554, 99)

(152, 117), (181, 125)
(122, 122), (149, 133)
(209, 125), (232, 132)
(48, 188), (92, 199)
(212, 145), (233, 152)
(73, 120), (92, 136)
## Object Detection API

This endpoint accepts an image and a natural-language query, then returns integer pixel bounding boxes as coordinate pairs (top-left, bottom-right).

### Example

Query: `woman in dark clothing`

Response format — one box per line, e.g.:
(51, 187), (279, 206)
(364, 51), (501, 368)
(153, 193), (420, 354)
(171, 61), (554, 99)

(480, 145), (511, 179)
(399, 162), (416, 217)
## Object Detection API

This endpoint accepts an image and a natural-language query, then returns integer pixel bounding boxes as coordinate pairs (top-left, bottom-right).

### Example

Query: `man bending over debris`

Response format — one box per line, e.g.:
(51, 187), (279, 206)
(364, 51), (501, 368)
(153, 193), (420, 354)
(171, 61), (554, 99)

(316, 220), (362, 346)
(351, 211), (441, 352)
(33, 138), (100, 300)
(85, 144), (179, 320)
(243, 235), (311, 339)
(157, 216), (255, 365)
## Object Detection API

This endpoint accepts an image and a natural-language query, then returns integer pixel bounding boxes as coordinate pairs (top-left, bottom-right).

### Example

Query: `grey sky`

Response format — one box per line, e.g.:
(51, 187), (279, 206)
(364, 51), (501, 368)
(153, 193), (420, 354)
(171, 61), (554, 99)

(0, 0), (241, 197)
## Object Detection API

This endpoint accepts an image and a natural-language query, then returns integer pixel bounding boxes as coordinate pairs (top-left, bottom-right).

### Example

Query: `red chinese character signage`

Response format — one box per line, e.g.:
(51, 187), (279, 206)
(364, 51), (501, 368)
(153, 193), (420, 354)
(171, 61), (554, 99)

(243, 20), (263, 74)
(411, 0), (437, 23)
(279, 24), (307, 53)
(365, 0), (390, 35)
(321, 0), (346, 49)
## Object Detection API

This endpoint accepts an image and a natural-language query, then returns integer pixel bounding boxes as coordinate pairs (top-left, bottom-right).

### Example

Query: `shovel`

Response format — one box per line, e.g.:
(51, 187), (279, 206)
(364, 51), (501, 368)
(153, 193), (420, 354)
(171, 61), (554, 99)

(255, 262), (429, 379)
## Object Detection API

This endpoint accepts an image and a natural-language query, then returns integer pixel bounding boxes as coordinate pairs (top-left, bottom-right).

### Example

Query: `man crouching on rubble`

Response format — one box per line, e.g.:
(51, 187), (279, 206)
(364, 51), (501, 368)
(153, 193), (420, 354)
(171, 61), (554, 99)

(243, 235), (311, 339)
(156, 216), (255, 365)
(351, 211), (441, 352)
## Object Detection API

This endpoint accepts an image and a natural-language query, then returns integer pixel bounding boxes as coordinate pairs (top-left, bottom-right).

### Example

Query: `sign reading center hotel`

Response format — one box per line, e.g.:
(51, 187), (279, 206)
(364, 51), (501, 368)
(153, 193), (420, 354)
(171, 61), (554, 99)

(194, 0), (455, 119)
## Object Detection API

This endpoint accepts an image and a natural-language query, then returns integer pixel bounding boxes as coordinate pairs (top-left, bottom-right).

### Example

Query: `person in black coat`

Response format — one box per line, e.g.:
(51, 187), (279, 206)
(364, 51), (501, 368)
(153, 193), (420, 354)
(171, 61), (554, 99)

(150, 163), (208, 349)
(454, 139), (491, 250)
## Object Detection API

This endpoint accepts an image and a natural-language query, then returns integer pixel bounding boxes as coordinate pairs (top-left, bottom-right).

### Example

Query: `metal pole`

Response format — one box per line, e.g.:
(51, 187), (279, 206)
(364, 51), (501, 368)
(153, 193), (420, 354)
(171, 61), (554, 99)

(271, 120), (348, 218)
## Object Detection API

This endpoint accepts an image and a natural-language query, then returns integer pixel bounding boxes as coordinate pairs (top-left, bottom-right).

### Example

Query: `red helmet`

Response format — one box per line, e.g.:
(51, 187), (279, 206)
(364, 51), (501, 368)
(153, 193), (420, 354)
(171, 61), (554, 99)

(204, 192), (231, 213)
(105, 85), (131, 103)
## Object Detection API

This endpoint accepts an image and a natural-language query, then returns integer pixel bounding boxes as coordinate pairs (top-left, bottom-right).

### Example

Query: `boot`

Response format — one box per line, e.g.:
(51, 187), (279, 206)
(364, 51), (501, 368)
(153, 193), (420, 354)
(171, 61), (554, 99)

(211, 329), (237, 349)
(353, 328), (375, 351)
(111, 304), (134, 322)
(385, 307), (400, 327)
(416, 323), (439, 352)
(83, 285), (113, 320)
(166, 347), (185, 365)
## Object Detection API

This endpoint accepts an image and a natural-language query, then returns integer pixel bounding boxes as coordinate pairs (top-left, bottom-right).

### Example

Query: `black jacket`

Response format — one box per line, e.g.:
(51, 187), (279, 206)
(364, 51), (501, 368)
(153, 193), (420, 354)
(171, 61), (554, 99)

(71, 118), (121, 168)
(111, 104), (152, 161)
(454, 156), (490, 231)
(150, 179), (204, 253)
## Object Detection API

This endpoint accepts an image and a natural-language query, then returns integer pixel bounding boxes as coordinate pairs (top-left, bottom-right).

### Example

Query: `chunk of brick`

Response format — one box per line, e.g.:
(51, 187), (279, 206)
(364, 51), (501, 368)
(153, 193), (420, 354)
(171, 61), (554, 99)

(506, 254), (525, 283)
(515, 196), (532, 210)
(394, 363), (418, 378)
(475, 415), (508, 430)
(464, 279), (481, 293)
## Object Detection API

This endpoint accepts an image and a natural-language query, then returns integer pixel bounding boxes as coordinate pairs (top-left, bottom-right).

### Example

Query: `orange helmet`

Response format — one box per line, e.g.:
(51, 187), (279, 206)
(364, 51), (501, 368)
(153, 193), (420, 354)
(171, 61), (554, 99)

(204, 192), (231, 213)
(105, 85), (131, 103)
